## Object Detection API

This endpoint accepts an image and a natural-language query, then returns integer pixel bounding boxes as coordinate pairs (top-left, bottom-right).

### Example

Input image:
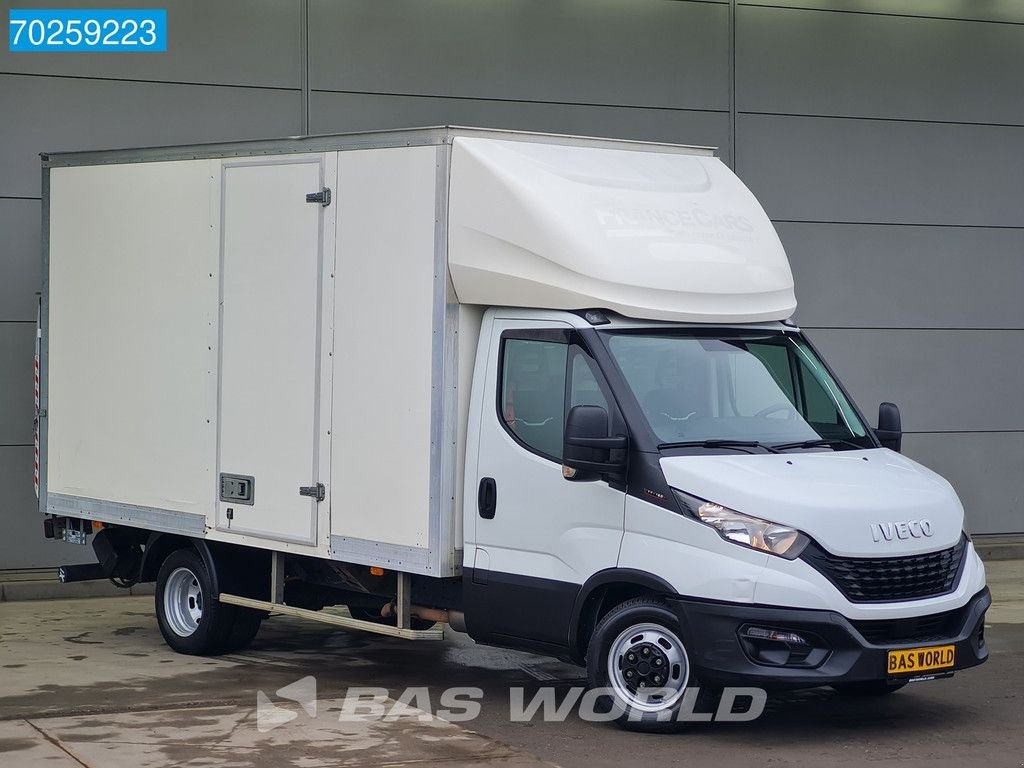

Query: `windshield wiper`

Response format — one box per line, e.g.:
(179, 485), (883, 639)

(770, 438), (866, 451)
(658, 439), (782, 454)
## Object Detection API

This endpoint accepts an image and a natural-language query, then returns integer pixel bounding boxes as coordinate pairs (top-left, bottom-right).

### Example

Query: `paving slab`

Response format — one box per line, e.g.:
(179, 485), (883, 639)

(10, 700), (551, 768)
(0, 719), (82, 767)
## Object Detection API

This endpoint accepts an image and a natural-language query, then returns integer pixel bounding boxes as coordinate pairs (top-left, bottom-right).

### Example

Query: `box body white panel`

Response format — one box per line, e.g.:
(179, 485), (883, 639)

(48, 161), (218, 516)
(330, 146), (438, 551)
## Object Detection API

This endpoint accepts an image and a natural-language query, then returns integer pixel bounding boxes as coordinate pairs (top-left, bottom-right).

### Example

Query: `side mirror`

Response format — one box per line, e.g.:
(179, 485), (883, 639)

(563, 405), (627, 482)
(876, 402), (902, 453)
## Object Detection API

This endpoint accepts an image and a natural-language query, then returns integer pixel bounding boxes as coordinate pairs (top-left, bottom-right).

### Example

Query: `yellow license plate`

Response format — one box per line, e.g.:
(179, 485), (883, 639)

(887, 645), (955, 676)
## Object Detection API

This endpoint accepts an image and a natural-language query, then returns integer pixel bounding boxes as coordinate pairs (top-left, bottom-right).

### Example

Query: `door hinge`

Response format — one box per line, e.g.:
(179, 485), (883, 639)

(305, 188), (331, 207)
(299, 483), (325, 502)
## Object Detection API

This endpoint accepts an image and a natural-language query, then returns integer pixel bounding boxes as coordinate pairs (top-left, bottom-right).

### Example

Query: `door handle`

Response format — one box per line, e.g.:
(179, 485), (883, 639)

(478, 477), (497, 519)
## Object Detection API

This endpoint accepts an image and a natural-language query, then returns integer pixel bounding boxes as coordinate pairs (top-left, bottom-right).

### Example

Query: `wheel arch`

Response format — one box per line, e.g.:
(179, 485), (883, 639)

(141, 534), (273, 600)
(569, 568), (678, 661)
(140, 534), (221, 597)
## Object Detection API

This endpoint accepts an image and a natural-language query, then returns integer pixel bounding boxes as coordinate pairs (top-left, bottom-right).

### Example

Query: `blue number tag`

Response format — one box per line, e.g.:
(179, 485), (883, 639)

(9, 9), (167, 52)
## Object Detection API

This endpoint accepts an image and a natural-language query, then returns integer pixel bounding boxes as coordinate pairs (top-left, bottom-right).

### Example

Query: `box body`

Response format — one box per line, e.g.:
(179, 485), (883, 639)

(43, 131), (470, 576)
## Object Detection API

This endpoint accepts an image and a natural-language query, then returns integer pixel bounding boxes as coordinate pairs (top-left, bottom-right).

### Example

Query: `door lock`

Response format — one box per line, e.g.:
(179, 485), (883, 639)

(305, 188), (331, 206)
(299, 483), (325, 502)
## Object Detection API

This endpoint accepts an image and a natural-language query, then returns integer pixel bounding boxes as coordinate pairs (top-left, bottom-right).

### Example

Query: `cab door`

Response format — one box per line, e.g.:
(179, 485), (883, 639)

(465, 316), (626, 649)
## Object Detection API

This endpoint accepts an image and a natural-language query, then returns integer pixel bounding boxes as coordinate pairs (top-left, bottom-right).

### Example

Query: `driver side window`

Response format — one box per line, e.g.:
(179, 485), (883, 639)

(500, 338), (568, 460)
(498, 336), (615, 462)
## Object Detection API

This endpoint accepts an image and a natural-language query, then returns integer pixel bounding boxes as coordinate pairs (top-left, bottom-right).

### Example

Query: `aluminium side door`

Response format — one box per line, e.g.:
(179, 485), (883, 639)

(466, 318), (626, 649)
(215, 156), (331, 546)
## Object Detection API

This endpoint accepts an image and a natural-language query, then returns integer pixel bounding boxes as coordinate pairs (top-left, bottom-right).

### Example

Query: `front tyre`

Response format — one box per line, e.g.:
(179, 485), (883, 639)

(587, 597), (698, 731)
(155, 549), (239, 655)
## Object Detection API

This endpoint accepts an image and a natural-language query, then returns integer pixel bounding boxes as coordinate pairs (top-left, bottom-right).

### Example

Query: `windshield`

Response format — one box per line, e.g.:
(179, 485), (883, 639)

(603, 331), (871, 450)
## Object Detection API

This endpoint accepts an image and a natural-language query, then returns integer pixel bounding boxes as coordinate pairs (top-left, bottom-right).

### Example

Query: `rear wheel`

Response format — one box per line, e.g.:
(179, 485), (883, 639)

(222, 608), (263, 653)
(587, 597), (707, 731)
(155, 549), (253, 655)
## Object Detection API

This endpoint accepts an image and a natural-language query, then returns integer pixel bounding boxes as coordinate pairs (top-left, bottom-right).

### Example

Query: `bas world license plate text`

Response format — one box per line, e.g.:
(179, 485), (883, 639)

(887, 645), (955, 675)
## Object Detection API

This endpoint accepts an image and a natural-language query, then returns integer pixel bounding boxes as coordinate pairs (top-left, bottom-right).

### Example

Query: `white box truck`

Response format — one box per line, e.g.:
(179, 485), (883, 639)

(37, 127), (989, 728)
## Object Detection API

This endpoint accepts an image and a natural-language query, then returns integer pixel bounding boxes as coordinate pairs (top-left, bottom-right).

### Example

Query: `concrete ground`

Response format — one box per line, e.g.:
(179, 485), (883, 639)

(0, 561), (1021, 768)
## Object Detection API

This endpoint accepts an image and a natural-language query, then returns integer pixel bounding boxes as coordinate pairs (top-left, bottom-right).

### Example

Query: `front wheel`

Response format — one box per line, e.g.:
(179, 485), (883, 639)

(587, 597), (705, 731)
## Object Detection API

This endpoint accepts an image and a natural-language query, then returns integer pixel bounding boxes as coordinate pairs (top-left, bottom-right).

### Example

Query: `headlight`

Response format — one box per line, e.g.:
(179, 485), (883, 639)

(675, 491), (809, 560)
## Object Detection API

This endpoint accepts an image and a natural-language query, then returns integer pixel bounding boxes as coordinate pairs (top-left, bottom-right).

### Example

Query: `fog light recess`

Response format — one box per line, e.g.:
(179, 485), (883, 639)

(738, 624), (830, 668)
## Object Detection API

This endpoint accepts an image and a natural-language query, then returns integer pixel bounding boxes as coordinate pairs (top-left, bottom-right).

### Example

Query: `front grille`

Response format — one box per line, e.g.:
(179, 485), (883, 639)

(801, 536), (967, 603)
(852, 607), (965, 645)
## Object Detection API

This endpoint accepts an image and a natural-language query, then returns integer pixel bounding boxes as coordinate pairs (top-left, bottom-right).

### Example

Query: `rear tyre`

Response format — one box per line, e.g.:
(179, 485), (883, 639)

(832, 680), (907, 696)
(221, 609), (263, 653)
(155, 548), (237, 655)
(587, 597), (704, 732)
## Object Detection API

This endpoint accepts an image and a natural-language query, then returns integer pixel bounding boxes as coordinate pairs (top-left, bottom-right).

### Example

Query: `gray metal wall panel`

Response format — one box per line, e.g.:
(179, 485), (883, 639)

(735, 114), (1024, 226)
(806, 329), (1024, 433)
(309, 0), (730, 110)
(738, 1), (1024, 24)
(310, 91), (732, 164)
(0, 75), (302, 197)
(737, 6), (1024, 124)
(0, 199), (41, 322)
(0, 447), (95, 569)
(903, 432), (1024, 535)
(782, 222), (1024, 330)
(0, 324), (34, 446)
(0, 0), (302, 88)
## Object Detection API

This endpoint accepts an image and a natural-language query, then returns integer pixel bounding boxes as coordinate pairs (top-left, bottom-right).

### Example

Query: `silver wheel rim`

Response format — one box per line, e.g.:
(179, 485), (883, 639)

(163, 567), (203, 637)
(607, 622), (689, 713)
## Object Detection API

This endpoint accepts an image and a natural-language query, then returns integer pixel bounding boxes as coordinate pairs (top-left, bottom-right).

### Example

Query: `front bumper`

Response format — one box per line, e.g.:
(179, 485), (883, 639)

(667, 587), (990, 688)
